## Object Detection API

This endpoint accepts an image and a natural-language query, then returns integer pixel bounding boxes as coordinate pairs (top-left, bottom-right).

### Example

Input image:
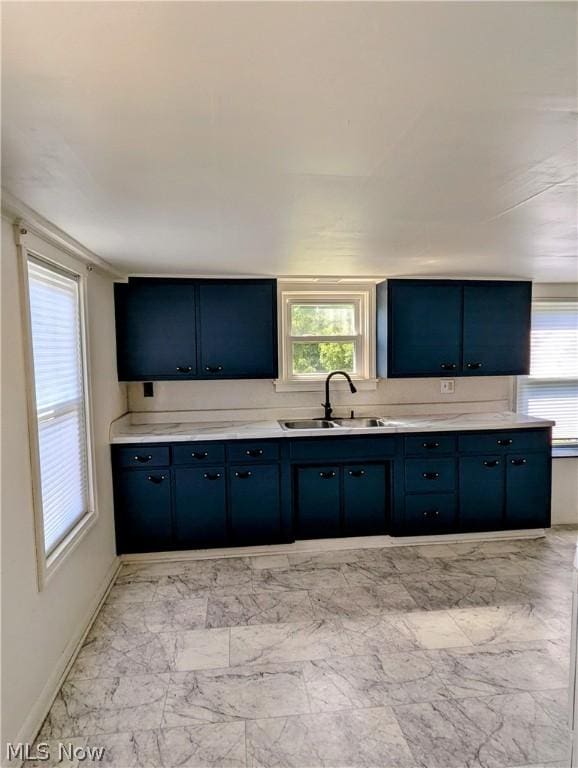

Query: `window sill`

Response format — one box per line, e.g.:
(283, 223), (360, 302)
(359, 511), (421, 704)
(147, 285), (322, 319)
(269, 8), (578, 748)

(39, 509), (97, 590)
(552, 445), (578, 459)
(274, 378), (379, 393)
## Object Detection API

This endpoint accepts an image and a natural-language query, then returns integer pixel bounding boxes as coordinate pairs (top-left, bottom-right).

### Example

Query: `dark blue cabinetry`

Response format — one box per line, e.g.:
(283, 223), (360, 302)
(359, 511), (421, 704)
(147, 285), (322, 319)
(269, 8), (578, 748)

(505, 453), (550, 528)
(383, 281), (462, 376)
(295, 466), (342, 539)
(462, 283), (531, 375)
(395, 428), (551, 536)
(458, 456), (505, 530)
(115, 280), (197, 381)
(112, 427), (551, 554)
(174, 468), (227, 548)
(292, 437), (395, 540)
(379, 279), (531, 378)
(114, 278), (277, 381)
(198, 283), (277, 379)
(229, 465), (282, 544)
(343, 464), (388, 536)
(113, 439), (283, 553)
(114, 468), (172, 553)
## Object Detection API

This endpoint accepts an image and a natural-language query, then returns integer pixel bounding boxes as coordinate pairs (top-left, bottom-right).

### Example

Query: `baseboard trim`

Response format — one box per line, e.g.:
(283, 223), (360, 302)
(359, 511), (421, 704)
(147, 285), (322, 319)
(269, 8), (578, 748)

(120, 528), (545, 564)
(7, 557), (121, 766)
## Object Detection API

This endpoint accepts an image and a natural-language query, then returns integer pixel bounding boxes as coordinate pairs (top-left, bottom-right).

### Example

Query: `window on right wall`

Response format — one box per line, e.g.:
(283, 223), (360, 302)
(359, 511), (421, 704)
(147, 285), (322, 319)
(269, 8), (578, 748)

(517, 298), (578, 456)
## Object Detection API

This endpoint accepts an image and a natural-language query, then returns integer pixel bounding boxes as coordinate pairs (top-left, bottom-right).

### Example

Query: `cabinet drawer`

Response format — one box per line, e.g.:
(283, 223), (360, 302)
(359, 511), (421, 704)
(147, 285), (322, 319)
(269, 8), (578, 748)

(227, 441), (280, 462)
(403, 493), (457, 533)
(404, 434), (456, 456)
(172, 443), (225, 465)
(290, 436), (397, 461)
(114, 446), (170, 468)
(458, 430), (549, 455)
(405, 458), (455, 493)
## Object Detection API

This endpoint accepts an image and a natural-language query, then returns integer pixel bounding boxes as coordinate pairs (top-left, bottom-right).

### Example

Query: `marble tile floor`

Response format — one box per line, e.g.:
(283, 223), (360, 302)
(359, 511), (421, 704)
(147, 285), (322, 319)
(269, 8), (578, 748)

(28, 526), (577, 768)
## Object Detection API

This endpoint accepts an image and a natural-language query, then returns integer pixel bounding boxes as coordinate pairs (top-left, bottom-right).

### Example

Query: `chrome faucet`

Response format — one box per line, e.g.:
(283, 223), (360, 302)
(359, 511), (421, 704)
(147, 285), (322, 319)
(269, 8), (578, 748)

(322, 371), (357, 420)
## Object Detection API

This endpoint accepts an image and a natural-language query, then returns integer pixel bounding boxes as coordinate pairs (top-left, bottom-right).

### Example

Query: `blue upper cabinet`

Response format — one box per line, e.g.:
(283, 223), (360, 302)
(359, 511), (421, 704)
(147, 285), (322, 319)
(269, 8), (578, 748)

(115, 278), (277, 381)
(461, 282), (531, 375)
(382, 280), (462, 377)
(198, 281), (278, 378)
(115, 279), (197, 381)
(379, 279), (531, 378)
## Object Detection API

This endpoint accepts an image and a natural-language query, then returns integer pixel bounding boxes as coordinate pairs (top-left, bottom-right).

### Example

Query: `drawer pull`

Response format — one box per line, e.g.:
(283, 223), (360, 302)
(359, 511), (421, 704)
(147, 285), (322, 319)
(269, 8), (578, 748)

(204, 472), (221, 480)
(348, 469), (366, 477)
(245, 448), (264, 457)
(133, 455), (153, 463)
(423, 508), (440, 519)
(235, 471), (252, 479)
(176, 366), (193, 373)
(422, 442), (440, 450)
(440, 362), (457, 371)
(147, 475), (166, 484)
(205, 365), (224, 373)
(510, 458), (527, 466)
(192, 451), (209, 460)
(483, 459), (500, 467)
(422, 472), (440, 480)
(319, 471), (336, 479)
(497, 439), (513, 447)
(466, 362), (483, 370)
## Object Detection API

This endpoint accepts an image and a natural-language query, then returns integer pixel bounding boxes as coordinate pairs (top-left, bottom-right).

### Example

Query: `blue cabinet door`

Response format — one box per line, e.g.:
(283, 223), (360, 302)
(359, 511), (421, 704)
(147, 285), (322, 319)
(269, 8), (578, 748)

(198, 281), (277, 378)
(387, 281), (462, 376)
(229, 465), (281, 544)
(114, 469), (172, 553)
(505, 453), (550, 528)
(458, 456), (505, 530)
(295, 466), (341, 539)
(174, 468), (227, 548)
(462, 282), (531, 375)
(114, 280), (197, 381)
(343, 465), (388, 535)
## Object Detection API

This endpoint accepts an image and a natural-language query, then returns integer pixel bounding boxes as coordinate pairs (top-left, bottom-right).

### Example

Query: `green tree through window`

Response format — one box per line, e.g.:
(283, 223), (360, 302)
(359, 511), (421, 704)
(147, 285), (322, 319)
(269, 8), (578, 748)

(290, 303), (356, 374)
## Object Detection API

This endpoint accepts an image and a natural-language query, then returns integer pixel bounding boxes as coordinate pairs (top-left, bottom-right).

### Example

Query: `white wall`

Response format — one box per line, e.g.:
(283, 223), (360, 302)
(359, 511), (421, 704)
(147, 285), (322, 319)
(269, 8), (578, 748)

(127, 375), (513, 419)
(0, 216), (127, 757)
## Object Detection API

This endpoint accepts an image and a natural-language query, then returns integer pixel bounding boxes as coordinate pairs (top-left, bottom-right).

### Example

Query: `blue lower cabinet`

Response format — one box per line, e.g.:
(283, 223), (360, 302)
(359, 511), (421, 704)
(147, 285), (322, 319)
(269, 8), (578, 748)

(505, 453), (550, 528)
(295, 466), (341, 539)
(403, 494), (457, 533)
(458, 456), (505, 530)
(174, 468), (227, 549)
(405, 458), (456, 493)
(114, 469), (172, 553)
(343, 464), (388, 536)
(229, 465), (282, 544)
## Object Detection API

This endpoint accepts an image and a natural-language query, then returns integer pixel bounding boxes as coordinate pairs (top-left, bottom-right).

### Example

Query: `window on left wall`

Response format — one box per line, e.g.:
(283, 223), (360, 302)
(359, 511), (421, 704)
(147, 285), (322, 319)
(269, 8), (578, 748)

(25, 254), (95, 575)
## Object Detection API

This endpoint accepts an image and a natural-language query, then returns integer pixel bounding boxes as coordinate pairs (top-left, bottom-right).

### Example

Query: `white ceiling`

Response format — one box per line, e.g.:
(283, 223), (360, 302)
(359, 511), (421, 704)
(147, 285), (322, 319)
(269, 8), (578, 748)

(2, 1), (577, 280)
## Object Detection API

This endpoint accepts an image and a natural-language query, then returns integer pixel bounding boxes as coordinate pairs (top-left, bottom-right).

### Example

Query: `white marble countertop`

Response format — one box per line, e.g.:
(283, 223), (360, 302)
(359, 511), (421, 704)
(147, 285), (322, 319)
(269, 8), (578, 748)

(110, 411), (554, 444)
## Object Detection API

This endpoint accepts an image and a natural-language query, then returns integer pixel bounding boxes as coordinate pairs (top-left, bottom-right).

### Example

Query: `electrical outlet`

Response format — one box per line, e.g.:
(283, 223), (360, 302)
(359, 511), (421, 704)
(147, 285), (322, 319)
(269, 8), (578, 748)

(440, 379), (455, 394)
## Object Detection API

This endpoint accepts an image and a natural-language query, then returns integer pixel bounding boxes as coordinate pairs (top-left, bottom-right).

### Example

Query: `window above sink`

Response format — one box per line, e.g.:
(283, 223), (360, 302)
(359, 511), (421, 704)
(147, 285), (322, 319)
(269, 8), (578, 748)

(276, 280), (378, 392)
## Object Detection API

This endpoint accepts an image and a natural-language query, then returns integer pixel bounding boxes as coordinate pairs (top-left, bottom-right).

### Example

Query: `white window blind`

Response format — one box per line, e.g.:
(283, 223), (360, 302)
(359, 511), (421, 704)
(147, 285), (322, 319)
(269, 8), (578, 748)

(517, 299), (578, 445)
(27, 256), (91, 555)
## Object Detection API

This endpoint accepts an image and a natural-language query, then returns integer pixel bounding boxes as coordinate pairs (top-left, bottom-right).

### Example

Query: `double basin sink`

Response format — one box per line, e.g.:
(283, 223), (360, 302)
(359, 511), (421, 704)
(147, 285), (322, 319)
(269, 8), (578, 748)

(280, 417), (391, 431)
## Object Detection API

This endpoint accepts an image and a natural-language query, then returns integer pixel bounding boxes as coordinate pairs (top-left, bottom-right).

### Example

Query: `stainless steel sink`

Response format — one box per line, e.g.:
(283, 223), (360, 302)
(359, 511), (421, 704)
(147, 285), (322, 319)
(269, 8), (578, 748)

(332, 417), (387, 428)
(280, 417), (390, 430)
(280, 419), (336, 430)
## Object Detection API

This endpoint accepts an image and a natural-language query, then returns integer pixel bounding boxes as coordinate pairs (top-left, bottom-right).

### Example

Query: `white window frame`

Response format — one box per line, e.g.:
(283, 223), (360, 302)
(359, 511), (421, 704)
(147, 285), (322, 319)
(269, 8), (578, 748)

(516, 296), (578, 458)
(276, 281), (377, 391)
(19, 235), (97, 589)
